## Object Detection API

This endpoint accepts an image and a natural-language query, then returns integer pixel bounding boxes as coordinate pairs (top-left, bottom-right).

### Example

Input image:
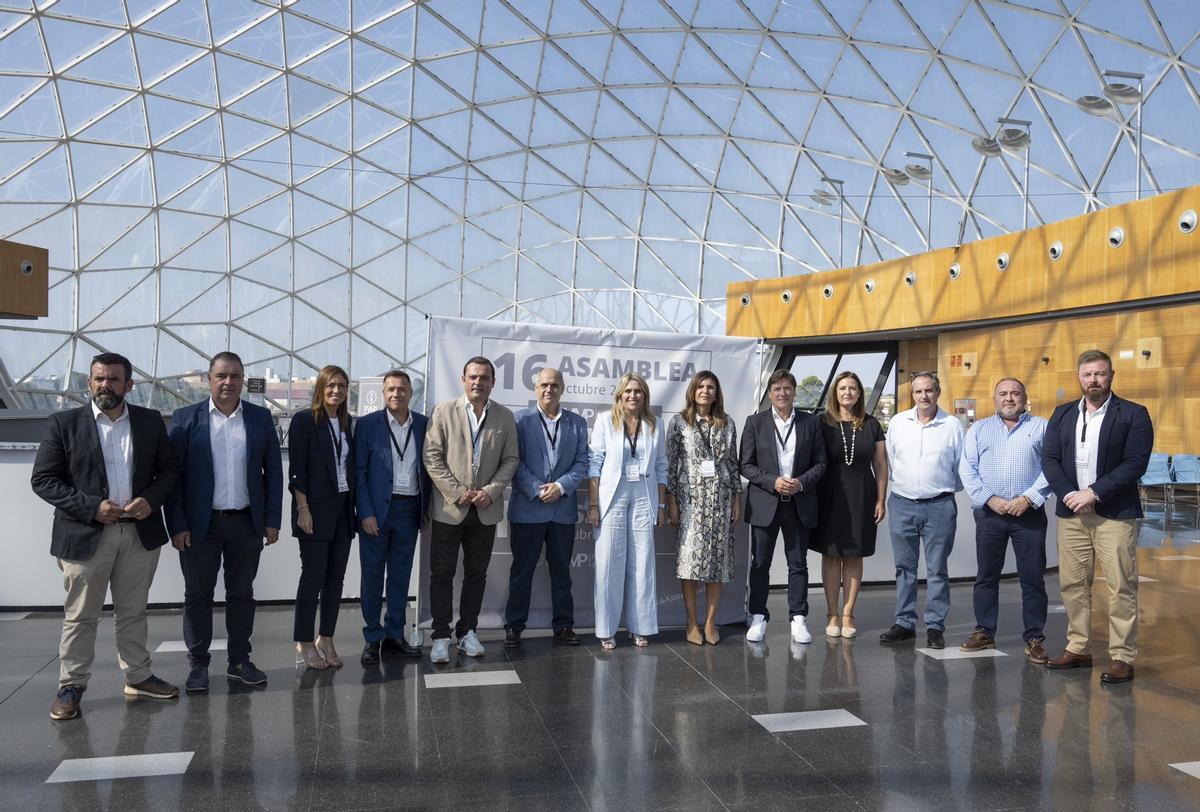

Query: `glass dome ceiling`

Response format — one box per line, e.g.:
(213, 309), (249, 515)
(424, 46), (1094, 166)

(0, 0), (1197, 410)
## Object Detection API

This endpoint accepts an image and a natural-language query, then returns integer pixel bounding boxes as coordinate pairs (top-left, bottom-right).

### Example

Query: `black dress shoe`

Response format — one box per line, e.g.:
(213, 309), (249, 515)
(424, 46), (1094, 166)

(185, 665), (209, 693)
(381, 637), (422, 658)
(555, 627), (580, 646)
(227, 661), (268, 686)
(361, 642), (381, 666)
(926, 629), (945, 650)
(504, 628), (521, 649)
(879, 624), (916, 643)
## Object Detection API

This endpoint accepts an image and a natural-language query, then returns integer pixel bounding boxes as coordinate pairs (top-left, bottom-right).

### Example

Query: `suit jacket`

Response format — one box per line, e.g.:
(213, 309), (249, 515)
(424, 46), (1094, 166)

(588, 414), (669, 518)
(31, 403), (180, 560)
(1042, 393), (1153, 520)
(288, 409), (356, 540)
(509, 406), (589, 525)
(165, 399), (284, 543)
(423, 397), (519, 526)
(354, 408), (432, 528)
(740, 408), (827, 529)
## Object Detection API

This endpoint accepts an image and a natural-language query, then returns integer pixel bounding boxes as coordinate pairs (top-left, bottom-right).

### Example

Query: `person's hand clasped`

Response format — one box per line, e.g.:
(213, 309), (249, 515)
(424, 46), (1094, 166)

(655, 507), (665, 528)
(123, 497), (152, 521)
(1063, 489), (1097, 514)
(667, 500), (680, 528)
(1006, 496), (1031, 517)
(774, 476), (800, 496)
(94, 499), (124, 524)
(472, 490), (493, 509)
(537, 483), (561, 504)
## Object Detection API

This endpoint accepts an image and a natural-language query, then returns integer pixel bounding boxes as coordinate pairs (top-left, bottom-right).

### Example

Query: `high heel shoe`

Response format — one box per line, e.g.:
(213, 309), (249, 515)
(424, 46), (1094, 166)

(840, 614), (857, 639)
(686, 625), (704, 646)
(315, 638), (343, 668)
(296, 644), (329, 670)
(600, 637), (616, 651)
(630, 634), (649, 648)
(825, 613), (841, 638)
(704, 626), (720, 646)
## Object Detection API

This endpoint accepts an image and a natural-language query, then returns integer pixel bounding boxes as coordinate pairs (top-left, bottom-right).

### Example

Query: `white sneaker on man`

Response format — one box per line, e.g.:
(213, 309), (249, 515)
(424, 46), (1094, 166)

(790, 615), (813, 644)
(430, 638), (451, 664)
(746, 614), (767, 643)
(457, 630), (485, 657)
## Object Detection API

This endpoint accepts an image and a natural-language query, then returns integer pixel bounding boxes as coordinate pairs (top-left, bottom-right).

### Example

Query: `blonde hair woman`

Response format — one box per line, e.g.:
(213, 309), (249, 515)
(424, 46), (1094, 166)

(586, 373), (668, 649)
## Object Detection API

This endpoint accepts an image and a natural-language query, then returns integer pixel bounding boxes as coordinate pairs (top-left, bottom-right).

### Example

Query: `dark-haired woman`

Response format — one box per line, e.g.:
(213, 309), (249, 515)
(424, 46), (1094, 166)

(811, 372), (887, 639)
(667, 371), (741, 645)
(290, 365), (356, 668)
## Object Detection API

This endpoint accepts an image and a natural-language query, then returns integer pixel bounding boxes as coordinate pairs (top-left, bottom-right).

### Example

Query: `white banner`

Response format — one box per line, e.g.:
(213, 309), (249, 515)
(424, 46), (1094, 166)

(418, 316), (762, 631)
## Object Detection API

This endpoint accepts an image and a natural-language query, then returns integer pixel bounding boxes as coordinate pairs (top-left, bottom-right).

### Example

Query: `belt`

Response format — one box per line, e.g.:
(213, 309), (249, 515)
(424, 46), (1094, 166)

(391, 493), (420, 499)
(896, 492), (954, 504)
(114, 517), (138, 524)
(212, 507), (251, 517)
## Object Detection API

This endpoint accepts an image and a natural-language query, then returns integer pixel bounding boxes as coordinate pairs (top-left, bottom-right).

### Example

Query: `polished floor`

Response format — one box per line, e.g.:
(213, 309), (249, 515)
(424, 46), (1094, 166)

(2, 530), (1200, 810)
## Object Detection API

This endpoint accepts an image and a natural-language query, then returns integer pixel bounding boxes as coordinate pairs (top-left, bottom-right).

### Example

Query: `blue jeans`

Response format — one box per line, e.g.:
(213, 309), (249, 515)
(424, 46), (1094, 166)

(888, 493), (957, 631)
(359, 496), (420, 644)
(972, 507), (1047, 642)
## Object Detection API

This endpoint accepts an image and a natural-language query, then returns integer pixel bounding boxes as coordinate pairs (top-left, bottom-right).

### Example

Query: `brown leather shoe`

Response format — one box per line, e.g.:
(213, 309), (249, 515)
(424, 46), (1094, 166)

(1046, 650), (1093, 669)
(959, 629), (995, 652)
(1024, 639), (1048, 664)
(1100, 660), (1135, 684)
(50, 685), (83, 720)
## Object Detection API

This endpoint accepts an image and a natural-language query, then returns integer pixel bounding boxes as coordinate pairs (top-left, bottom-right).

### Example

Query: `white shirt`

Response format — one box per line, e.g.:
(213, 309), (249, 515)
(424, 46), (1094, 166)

(387, 410), (419, 496)
(886, 407), (965, 500)
(327, 418), (350, 493)
(772, 408), (797, 478)
(1074, 395), (1110, 491)
(538, 406), (562, 471)
(92, 401), (133, 508)
(208, 398), (249, 510)
(463, 396), (490, 479)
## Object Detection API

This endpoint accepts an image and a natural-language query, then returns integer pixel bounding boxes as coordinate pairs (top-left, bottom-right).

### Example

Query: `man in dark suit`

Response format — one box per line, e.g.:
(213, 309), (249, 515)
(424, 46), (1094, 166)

(166, 351), (283, 692)
(740, 369), (827, 646)
(353, 369), (431, 665)
(503, 367), (589, 648)
(1042, 349), (1152, 684)
(31, 352), (181, 720)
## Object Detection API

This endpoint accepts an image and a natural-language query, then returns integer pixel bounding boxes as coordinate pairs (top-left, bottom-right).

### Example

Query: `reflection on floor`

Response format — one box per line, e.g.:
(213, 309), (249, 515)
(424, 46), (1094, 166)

(2, 540), (1199, 810)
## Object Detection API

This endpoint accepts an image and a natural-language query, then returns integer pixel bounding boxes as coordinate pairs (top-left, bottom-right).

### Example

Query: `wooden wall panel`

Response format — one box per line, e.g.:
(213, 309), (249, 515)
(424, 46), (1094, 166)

(0, 239), (48, 319)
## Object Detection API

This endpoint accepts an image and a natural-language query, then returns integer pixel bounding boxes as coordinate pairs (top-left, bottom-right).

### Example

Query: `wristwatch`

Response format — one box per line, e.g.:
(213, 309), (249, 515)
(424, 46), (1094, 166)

(658, 502), (667, 509)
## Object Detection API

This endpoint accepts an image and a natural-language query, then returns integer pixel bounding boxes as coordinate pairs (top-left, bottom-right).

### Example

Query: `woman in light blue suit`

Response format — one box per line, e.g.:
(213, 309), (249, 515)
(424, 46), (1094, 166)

(586, 372), (668, 649)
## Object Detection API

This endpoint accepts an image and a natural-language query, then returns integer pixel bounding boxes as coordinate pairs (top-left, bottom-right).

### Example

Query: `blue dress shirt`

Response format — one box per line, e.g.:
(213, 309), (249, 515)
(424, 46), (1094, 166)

(959, 412), (1052, 510)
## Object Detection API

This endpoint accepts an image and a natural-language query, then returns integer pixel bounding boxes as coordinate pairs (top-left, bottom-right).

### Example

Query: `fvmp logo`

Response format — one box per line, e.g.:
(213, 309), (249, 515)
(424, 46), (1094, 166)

(571, 553), (594, 568)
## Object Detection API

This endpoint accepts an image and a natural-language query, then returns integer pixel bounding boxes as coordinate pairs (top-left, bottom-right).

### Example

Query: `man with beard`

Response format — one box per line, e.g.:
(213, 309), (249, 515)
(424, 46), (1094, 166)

(957, 378), (1052, 662)
(1042, 350), (1153, 684)
(32, 353), (181, 719)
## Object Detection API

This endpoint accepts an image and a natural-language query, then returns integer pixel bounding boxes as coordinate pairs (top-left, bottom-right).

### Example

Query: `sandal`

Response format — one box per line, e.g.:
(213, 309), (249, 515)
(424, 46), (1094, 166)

(825, 613), (841, 638)
(840, 614), (857, 639)
(315, 637), (343, 668)
(631, 634), (649, 648)
(295, 643), (329, 670)
(601, 637), (617, 651)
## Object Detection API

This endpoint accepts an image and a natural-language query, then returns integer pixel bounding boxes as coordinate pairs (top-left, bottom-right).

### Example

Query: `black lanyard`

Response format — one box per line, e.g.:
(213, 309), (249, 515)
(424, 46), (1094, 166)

(389, 420), (411, 462)
(625, 416), (641, 459)
(327, 418), (343, 463)
(1080, 403), (1099, 443)
(773, 412), (795, 450)
(469, 410), (488, 451)
(697, 418), (715, 458)
(540, 413), (560, 450)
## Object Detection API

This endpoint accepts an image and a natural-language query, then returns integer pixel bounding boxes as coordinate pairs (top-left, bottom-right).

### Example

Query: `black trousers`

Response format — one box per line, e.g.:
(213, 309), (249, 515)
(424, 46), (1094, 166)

(972, 506), (1048, 642)
(180, 511), (262, 666)
(504, 521), (576, 633)
(293, 493), (353, 642)
(748, 502), (810, 621)
(429, 507), (496, 640)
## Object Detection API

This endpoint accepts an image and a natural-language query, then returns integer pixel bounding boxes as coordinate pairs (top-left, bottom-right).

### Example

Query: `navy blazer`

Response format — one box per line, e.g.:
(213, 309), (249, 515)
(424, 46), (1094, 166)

(288, 409), (356, 540)
(1042, 393), (1153, 520)
(354, 408), (432, 528)
(165, 399), (284, 543)
(740, 408), (827, 529)
(31, 403), (179, 560)
(508, 406), (589, 525)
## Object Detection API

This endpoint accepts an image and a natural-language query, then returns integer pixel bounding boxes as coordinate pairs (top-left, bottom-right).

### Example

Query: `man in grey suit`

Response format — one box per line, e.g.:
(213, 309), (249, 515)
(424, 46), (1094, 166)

(31, 352), (181, 720)
(423, 356), (519, 663)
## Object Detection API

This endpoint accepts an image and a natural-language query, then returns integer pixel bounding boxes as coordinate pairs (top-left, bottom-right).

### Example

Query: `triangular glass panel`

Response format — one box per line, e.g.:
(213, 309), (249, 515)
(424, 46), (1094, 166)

(77, 98), (150, 147)
(351, 156), (403, 210)
(462, 223), (512, 272)
(86, 153), (154, 206)
(167, 222), (228, 270)
(235, 191), (292, 235)
(748, 38), (813, 91)
(981, 2), (1066, 77)
(230, 241), (289, 290)
(227, 165), (285, 214)
(482, 0), (536, 44)
(549, 0), (607, 34)
(463, 278), (513, 320)
(228, 75), (288, 126)
(65, 33), (138, 87)
(555, 33), (614, 83)
(230, 220), (289, 271)
(624, 32), (686, 79)
(407, 183), (460, 234)
(222, 111), (284, 156)
(465, 112), (523, 161)
(732, 140), (798, 193)
(357, 129), (410, 181)
(158, 208), (223, 262)
(83, 212), (155, 271)
(350, 274), (404, 328)
(752, 89), (819, 140)
(608, 87), (668, 131)
(215, 52), (280, 103)
(160, 113), (223, 161)
(857, 44), (933, 103)
(825, 47), (899, 105)
(40, 15), (121, 70)
(1078, 0), (1169, 51)
(220, 12), (285, 67)
(148, 54), (218, 105)
(296, 163), (351, 214)
(940, 4), (1018, 75)
(56, 79), (133, 135)
(0, 17), (49, 74)
(487, 40), (543, 90)
(424, 50), (478, 102)
(68, 142), (143, 198)
(296, 100), (352, 151)
(414, 5), (473, 59)
(836, 99), (901, 160)
(285, 0), (349, 31)
(593, 90), (655, 137)
(729, 93), (791, 141)
(529, 99), (581, 147)
(854, 0), (927, 47)
(351, 214), (404, 264)
(133, 31), (207, 85)
(358, 5), (416, 59)
(352, 98), (408, 152)
(899, 0), (966, 49)
(433, 0), (484, 43)
(412, 66), (468, 119)
(294, 39), (351, 91)
(283, 11), (342, 65)
(353, 246), (406, 297)
(0, 84), (62, 138)
(909, 60), (982, 134)
(358, 64), (413, 116)
(140, 0), (211, 45)
(0, 145), (70, 202)
(617, 0), (677, 29)
(537, 44), (593, 92)
(774, 35), (846, 88)
(353, 38), (405, 92)
(699, 31), (763, 82)
(409, 127), (461, 175)
(540, 90), (599, 132)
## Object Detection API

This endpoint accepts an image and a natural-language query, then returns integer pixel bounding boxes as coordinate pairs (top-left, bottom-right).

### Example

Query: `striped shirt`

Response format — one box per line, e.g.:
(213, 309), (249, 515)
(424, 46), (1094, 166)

(958, 412), (1052, 510)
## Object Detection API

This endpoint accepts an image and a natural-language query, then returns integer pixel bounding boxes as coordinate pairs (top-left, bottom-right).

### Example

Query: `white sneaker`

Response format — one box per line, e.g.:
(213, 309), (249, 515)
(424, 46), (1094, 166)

(791, 615), (813, 644)
(430, 638), (451, 664)
(746, 614), (767, 643)
(457, 630), (485, 657)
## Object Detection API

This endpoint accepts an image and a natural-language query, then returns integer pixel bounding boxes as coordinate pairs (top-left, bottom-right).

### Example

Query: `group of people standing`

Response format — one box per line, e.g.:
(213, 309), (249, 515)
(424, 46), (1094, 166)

(29, 345), (1151, 722)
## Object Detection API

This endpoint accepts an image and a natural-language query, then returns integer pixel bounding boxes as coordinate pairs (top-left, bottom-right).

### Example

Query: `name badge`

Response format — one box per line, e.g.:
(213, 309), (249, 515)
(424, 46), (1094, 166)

(625, 463), (641, 482)
(699, 459), (716, 478)
(1076, 444), (1089, 466)
(395, 472), (414, 492)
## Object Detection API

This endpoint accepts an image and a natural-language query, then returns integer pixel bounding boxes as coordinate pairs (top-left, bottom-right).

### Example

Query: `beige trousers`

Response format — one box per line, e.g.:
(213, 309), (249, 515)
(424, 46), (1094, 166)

(1056, 512), (1138, 663)
(58, 522), (161, 688)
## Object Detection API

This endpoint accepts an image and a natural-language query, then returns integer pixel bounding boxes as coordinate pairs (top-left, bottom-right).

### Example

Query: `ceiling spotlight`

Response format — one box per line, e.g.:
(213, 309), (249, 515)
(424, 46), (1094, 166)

(809, 189), (836, 206)
(971, 136), (1001, 157)
(882, 167), (909, 185)
(1103, 82), (1143, 105)
(1075, 94), (1114, 116)
(904, 163), (932, 181)
(998, 127), (1030, 151)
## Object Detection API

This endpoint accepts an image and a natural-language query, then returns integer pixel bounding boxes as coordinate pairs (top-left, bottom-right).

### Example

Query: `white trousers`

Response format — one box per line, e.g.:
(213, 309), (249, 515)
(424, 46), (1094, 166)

(593, 480), (658, 639)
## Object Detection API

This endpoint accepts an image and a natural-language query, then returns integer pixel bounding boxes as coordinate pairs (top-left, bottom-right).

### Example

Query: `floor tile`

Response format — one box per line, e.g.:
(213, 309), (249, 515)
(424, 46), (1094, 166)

(753, 708), (867, 732)
(1170, 761), (1200, 779)
(46, 751), (194, 783)
(155, 639), (226, 653)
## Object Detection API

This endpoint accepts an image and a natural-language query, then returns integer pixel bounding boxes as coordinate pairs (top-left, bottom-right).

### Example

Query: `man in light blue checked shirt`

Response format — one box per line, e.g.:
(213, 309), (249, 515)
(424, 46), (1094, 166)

(957, 378), (1053, 662)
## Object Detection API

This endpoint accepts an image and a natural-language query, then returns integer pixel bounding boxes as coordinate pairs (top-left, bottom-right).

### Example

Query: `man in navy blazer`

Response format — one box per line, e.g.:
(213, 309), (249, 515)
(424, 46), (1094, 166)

(740, 369), (827, 646)
(354, 369), (431, 665)
(1042, 349), (1152, 684)
(503, 368), (589, 648)
(166, 352), (283, 692)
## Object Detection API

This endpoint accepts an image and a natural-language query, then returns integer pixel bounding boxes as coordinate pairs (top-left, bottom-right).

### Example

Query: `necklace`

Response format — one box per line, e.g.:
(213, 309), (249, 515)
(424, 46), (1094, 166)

(840, 420), (857, 466)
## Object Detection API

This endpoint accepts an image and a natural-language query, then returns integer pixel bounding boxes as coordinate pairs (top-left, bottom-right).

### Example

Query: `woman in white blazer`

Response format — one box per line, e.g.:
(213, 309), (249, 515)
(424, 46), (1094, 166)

(587, 372), (668, 649)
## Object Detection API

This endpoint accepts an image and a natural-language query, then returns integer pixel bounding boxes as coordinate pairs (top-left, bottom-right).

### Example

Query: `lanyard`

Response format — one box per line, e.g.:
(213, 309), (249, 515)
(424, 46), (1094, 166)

(327, 418), (343, 463)
(697, 417), (715, 457)
(540, 413), (560, 450)
(469, 411), (488, 452)
(1080, 403), (1099, 443)
(389, 420), (411, 462)
(625, 416), (641, 458)
(773, 412), (795, 450)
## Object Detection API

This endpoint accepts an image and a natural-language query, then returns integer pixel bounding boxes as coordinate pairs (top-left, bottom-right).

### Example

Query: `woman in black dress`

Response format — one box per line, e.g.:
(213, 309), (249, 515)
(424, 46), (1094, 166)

(811, 372), (887, 639)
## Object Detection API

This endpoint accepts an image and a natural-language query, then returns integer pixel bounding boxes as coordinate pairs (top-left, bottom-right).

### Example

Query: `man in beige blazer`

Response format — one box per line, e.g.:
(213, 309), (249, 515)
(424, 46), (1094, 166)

(423, 356), (519, 663)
